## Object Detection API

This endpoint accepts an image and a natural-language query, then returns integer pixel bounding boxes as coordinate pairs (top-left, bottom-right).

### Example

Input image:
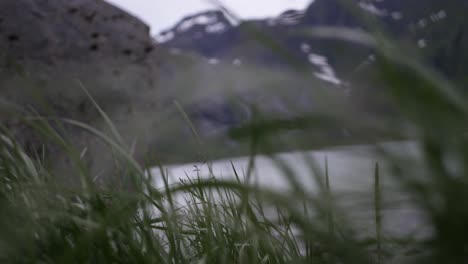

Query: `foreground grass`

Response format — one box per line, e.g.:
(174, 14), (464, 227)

(0, 128), (376, 263)
(0, 117), (466, 263)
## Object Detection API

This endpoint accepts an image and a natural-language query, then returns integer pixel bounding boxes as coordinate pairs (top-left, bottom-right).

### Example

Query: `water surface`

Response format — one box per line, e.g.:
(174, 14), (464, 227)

(150, 141), (429, 239)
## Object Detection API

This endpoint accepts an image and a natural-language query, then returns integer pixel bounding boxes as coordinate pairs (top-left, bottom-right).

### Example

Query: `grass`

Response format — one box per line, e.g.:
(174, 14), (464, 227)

(0, 132), (381, 263)
(1, 1), (468, 263)
(0, 108), (465, 263)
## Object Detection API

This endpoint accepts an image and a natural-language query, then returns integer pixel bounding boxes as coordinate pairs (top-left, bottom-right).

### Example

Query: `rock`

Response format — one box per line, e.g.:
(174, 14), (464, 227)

(0, 0), (161, 187)
(0, 0), (154, 61)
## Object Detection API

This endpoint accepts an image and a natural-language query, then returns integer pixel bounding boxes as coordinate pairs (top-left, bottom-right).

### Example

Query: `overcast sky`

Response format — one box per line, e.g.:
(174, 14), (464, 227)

(106, 0), (312, 34)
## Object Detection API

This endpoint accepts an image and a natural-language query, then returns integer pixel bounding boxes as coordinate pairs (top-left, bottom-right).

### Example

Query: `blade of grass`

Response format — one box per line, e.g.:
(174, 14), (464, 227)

(374, 162), (382, 264)
(77, 80), (126, 147)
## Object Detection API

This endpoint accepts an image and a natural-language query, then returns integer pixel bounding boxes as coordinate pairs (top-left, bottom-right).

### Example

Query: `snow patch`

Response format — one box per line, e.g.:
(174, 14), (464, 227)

(308, 53), (342, 85)
(359, 2), (388, 16)
(276, 10), (305, 25)
(155, 31), (174, 43)
(177, 14), (219, 32)
(206, 22), (227, 33)
(308, 53), (327, 66)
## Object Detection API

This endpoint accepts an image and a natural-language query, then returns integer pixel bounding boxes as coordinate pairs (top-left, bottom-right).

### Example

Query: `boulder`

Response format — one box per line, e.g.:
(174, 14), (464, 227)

(0, 0), (161, 186)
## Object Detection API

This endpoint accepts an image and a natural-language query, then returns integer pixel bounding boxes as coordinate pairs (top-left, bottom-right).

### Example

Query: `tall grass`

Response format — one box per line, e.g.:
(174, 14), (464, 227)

(0, 111), (459, 263)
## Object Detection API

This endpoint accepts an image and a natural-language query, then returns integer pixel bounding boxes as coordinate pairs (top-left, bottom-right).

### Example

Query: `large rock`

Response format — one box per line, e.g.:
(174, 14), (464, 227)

(0, 0), (161, 186)
(0, 0), (154, 60)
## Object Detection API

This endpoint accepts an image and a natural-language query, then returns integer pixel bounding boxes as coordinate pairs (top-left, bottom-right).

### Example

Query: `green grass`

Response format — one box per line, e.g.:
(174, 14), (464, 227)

(0, 103), (466, 263)
(0, 128), (386, 263)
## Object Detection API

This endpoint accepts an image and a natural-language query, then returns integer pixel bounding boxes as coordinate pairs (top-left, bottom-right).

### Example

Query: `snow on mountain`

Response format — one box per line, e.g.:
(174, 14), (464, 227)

(308, 53), (342, 86)
(275, 10), (306, 26)
(155, 10), (233, 43)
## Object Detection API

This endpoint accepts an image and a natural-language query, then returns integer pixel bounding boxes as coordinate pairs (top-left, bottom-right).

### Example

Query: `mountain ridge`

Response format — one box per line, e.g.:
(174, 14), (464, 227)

(155, 0), (467, 84)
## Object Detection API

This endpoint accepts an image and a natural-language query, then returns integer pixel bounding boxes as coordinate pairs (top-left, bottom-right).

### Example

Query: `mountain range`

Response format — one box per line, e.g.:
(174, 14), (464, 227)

(153, 0), (468, 148)
(157, 0), (466, 82)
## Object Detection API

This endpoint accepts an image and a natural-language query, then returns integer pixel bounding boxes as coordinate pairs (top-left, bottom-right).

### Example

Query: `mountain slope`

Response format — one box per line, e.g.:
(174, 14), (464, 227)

(149, 0), (468, 161)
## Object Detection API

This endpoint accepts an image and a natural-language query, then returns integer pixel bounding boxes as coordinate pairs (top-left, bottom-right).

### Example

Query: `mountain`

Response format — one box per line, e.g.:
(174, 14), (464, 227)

(156, 0), (466, 81)
(155, 1), (467, 107)
(150, 0), (468, 159)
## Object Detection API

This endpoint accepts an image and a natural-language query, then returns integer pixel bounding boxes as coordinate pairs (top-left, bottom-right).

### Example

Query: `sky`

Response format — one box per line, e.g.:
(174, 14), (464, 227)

(106, 0), (312, 34)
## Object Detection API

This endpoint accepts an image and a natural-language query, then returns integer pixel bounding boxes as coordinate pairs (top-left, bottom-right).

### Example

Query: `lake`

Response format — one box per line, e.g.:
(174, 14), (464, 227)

(150, 141), (430, 240)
